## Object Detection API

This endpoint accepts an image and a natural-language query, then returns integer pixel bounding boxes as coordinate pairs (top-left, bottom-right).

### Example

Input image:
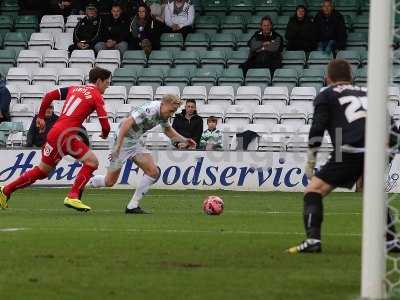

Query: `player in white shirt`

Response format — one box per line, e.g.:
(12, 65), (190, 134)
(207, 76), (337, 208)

(89, 94), (196, 213)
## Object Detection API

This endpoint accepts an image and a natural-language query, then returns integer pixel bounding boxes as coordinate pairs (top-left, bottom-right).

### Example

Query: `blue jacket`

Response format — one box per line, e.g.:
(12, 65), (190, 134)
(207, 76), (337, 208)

(0, 80), (11, 122)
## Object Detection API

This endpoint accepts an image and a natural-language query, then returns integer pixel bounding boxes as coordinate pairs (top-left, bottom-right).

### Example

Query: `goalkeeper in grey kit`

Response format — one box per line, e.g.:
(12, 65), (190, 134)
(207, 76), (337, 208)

(287, 59), (400, 253)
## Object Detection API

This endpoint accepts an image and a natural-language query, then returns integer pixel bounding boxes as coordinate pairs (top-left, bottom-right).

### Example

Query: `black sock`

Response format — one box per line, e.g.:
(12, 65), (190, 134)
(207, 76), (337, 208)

(387, 207), (397, 242)
(303, 192), (323, 240)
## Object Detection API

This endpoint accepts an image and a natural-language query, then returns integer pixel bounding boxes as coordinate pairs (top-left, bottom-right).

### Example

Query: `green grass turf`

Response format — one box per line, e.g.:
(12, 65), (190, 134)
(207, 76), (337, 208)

(0, 188), (366, 300)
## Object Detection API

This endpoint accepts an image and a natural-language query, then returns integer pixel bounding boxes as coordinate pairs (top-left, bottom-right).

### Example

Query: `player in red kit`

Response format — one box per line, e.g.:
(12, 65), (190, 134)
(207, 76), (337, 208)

(0, 67), (111, 212)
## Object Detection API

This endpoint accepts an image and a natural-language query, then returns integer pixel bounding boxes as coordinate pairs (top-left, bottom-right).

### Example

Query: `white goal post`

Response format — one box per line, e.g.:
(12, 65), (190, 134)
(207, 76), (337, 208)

(361, 0), (392, 299)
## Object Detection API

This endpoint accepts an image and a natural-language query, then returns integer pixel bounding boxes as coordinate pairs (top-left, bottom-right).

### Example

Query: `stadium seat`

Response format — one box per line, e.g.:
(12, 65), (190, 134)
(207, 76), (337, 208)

(0, 15), (14, 34)
(164, 66), (193, 92)
(275, 16), (291, 31)
(173, 50), (199, 67)
(262, 86), (289, 111)
(54, 32), (73, 50)
(194, 15), (220, 35)
(122, 50), (147, 67)
(196, 104), (225, 122)
(224, 105), (252, 126)
(352, 15), (369, 33)
(191, 67), (222, 92)
(280, 106), (308, 126)
(252, 105), (280, 126)
(28, 32), (54, 55)
(15, 15), (38, 38)
(218, 67), (244, 91)
(160, 33), (184, 49)
(336, 0), (359, 13)
(282, 51), (306, 71)
(10, 103), (35, 130)
(31, 67), (58, 89)
(336, 50), (361, 66)
(253, 0), (279, 14)
(229, 0), (254, 16)
(307, 51), (333, 68)
(289, 87), (316, 111)
(17, 50), (42, 70)
(148, 50), (173, 66)
(6, 84), (19, 104)
(112, 67), (137, 89)
(65, 15), (83, 32)
(209, 34), (236, 51)
(127, 86), (154, 107)
(43, 50), (69, 69)
(40, 15), (64, 34)
(154, 86), (180, 100)
(88, 102), (116, 123)
(4, 32), (27, 52)
(272, 68), (298, 91)
(145, 132), (172, 150)
(227, 48), (249, 68)
(58, 67), (84, 86)
(208, 85), (235, 106)
(0, 0), (20, 16)
(202, 0), (228, 16)
(299, 68), (325, 90)
(236, 33), (253, 49)
(347, 32), (368, 50)
(220, 16), (245, 34)
(137, 67), (164, 90)
(115, 104), (133, 122)
(257, 134), (286, 151)
(95, 50), (121, 73)
(245, 69), (271, 91)
(235, 86), (261, 106)
(185, 33), (210, 52)
(103, 85), (127, 106)
(69, 50), (95, 74)
(182, 86), (207, 103)
(19, 84), (46, 109)
(354, 67), (367, 86)
(6, 67), (30, 85)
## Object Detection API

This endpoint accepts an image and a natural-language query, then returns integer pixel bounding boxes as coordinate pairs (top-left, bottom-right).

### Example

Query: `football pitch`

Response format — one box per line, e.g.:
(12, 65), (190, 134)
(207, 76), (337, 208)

(0, 188), (366, 299)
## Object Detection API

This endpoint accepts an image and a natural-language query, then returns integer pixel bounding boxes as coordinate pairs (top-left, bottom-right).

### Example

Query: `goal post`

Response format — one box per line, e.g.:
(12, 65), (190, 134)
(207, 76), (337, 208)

(361, 0), (392, 299)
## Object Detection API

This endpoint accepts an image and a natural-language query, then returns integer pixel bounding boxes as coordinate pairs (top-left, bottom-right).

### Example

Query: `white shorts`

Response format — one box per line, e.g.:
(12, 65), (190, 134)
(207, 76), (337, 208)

(108, 138), (150, 171)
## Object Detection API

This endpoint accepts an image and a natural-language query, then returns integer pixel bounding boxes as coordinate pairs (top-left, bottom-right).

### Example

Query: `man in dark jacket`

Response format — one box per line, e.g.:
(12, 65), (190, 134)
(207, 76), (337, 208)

(0, 80), (11, 124)
(313, 0), (347, 54)
(172, 99), (203, 149)
(285, 5), (317, 52)
(68, 2), (103, 54)
(95, 3), (130, 56)
(26, 105), (58, 148)
(240, 16), (284, 77)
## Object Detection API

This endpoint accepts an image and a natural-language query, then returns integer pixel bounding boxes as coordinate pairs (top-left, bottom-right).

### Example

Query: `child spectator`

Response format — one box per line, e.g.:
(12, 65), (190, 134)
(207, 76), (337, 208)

(200, 116), (223, 150)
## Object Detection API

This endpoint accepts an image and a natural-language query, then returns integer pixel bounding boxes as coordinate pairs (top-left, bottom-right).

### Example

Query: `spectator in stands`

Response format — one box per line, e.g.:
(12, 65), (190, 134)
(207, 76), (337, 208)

(240, 16), (284, 77)
(26, 105), (58, 148)
(129, 4), (162, 54)
(200, 116), (223, 150)
(285, 5), (317, 52)
(164, 0), (195, 40)
(314, 0), (347, 54)
(76, 0), (113, 16)
(0, 80), (11, 124)
(68, 2), (103, 54)
(95, 3), (130, 57)
(172, 99), (203, 149)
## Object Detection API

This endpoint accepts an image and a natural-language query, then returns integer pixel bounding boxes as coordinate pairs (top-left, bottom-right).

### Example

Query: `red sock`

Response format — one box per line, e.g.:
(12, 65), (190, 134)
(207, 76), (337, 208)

(68, 164), (97, 199)
(4, 166), (48, 197)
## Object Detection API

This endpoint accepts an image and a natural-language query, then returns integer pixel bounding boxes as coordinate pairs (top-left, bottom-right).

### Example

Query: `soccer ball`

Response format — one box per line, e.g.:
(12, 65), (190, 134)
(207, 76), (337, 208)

(202, 196), (224, 215)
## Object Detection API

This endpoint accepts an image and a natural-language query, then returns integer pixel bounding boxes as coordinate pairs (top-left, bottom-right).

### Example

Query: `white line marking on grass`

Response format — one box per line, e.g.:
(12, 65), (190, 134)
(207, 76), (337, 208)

(0, 227), (29, 232)
(32, 227), (361, 237)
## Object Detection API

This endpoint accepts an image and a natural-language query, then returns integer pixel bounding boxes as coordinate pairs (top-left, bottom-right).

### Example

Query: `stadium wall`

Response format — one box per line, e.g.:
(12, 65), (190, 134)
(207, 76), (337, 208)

(0, 150), (398, 192)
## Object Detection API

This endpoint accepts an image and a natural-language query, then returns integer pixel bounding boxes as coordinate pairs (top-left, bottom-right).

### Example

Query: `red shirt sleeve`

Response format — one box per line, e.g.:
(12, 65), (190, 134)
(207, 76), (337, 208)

(94, 94), (110, 138)
(38, 89), (62, 119)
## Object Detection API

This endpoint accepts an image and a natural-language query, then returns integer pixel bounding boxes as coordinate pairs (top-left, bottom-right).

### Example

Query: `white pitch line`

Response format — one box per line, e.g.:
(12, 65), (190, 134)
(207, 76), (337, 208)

(0, 228), (28, 232)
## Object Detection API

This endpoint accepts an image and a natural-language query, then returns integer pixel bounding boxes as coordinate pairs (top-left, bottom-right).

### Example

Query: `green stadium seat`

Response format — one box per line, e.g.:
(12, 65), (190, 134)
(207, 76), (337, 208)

(0, 0), (20, 16)
(0, 15), (14, 34)
(282, 51), (306, 71)
(122, 50), (147, 67)
(245, 68), (271, 91)
(359, 0), (369, 13)
(280, 0), (307, 14)
(164, 66), (193, 91)
(148, 50), (173, 66)
(227, 48), (249, 67)
(199, 50), (226, 68)
(352, 15), (369, 33)
(218, 67), (244, 90)
(185, 33), (210, 51)
(137, 67), (165, 90)
(275, 16), (291, 31)
(191, 67), (222, 91)
(220, 16), (245, 34)
(112, 67), (138, 89)
(194, 15), (220, 35)
(335, 0), (359, 13)
(4, 32), (27, 52)
(307, 0), (322, 15)
(336, 50), (361, 66)
(307, 51), (333, 68)
(299, 68), (325, 90)
(209, 33), (236, 51)
(229, 0), (254, 15)
(236, 32), (252, 49)
(253, 0), (279, 14)
(272, 68), (298, 90)
(202, 0), (229, 16)
(160, 33), (184, 49)
(173, 50), (199, 67)
(354, 67), (367, 86)
(343, 14), (355, 32)
(347, 32), (368, 50)
(15, 15), (38, 32)
(0, 48), (16, 67)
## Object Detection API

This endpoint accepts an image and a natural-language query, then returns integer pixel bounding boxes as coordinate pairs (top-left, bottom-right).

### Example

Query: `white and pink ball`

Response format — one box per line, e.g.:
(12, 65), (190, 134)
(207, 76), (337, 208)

(202, 196), (224, 215)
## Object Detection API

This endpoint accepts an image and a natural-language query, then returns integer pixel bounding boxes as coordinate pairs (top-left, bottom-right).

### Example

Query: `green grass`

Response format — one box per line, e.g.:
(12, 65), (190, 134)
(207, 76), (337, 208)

(0, 188), (364, 300)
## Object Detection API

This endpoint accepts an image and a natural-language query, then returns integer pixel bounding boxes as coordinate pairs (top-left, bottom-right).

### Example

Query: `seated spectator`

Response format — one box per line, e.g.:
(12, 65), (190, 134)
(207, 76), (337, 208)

(95, 3), (130, 57)
(129, 4), (162, 54)
(76, 0), (113, 16)
(240, 16), (284, 77)
(314, 0), (347, 54)
(68, 2), (103, 54)
(147, 0), (166, 23)
(285, 5), (317, 52)
(172, 99), (203, 149)
(200, 116), (223, 150)
(26, 105), (58, 147)
(0, 79), (11, 124)
(164, 0), (194, 40)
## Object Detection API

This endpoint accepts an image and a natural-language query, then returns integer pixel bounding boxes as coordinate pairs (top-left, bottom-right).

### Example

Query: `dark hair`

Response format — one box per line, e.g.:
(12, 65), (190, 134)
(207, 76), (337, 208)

(260, 15), (273, 26)
(327, 59), (352, 83)
(186, 99), (196, 106)
(207, 116), (218, 124)
(111, 2), (122, 9)
(88, 67), (111, 83)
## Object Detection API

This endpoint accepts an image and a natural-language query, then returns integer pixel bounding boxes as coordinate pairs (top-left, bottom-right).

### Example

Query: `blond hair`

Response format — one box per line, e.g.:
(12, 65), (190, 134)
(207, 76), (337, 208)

(162, 94), (182, 106)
